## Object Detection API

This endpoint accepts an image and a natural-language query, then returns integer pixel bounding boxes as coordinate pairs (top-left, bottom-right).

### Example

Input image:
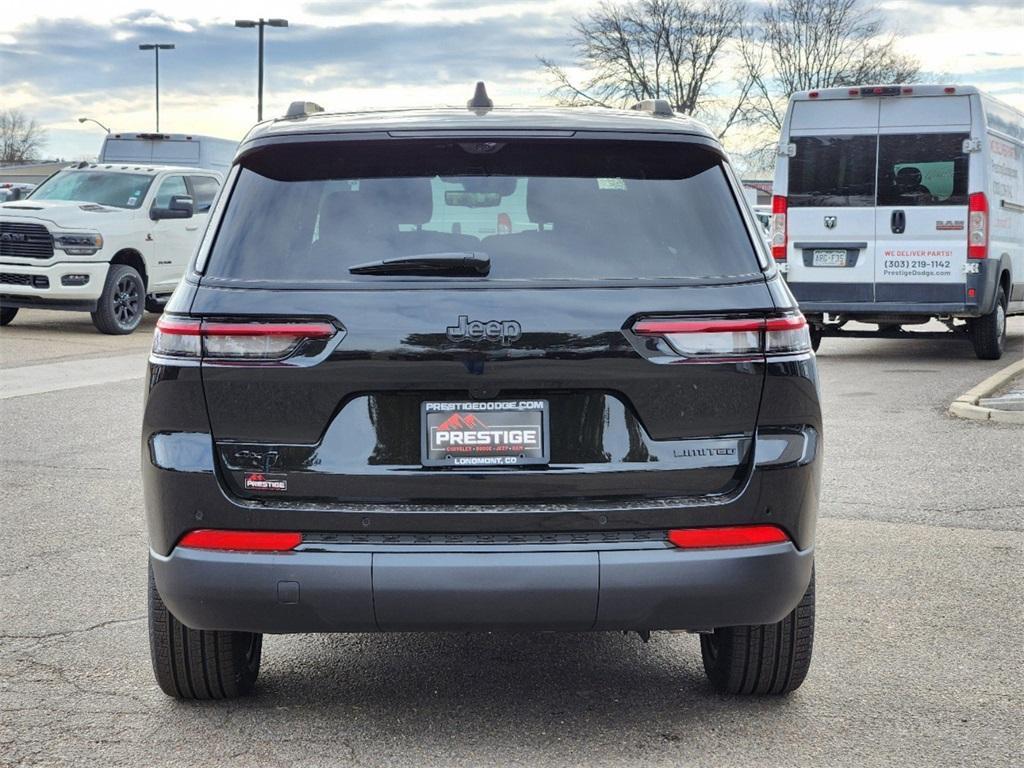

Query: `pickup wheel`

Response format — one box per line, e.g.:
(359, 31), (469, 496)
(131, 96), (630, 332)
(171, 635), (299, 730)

(700, 568), (815, 695)
(91, 264), (144, 334)
(970, 286), (1007, 360)
(0, 307), (17, 326)
(148, 564), (262, 699)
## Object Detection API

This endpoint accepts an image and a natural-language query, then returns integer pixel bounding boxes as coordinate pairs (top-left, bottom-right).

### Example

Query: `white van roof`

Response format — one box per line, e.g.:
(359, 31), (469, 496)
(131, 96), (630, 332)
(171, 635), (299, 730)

(99, 133), (237, 171)
(789, 84), (983, 101)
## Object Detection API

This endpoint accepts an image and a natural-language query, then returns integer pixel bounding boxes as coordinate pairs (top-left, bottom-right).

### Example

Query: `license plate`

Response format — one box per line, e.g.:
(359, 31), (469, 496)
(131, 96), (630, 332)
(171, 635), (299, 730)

(422, 400), (549, 467)
(812, 249), (848, 267)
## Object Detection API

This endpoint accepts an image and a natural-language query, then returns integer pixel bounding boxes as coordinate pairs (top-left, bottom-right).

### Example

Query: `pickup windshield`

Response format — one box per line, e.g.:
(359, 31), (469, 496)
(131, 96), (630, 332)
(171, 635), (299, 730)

(30, 171), (154, 210)
(205, 139), (762, 284)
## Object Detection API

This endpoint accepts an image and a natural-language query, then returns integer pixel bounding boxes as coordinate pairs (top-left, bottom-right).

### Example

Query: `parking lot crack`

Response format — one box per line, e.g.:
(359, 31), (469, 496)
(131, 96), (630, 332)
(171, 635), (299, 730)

(0, 615), (145, 642)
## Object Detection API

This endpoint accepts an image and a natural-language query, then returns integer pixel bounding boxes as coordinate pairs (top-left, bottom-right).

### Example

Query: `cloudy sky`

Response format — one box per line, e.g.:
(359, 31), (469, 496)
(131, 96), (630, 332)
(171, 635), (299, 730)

(2, 0), (1022, 162)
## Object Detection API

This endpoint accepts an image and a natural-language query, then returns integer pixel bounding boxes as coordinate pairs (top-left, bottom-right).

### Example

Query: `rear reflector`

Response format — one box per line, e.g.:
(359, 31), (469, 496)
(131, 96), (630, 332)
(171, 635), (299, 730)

(633, 314), (811, 358)
(153, 316), (337, 361)
(668, 525), (789, 549)
(968, 192), (988, 259)
(770, 195), (787, 261)
(178, 529), (302, 552)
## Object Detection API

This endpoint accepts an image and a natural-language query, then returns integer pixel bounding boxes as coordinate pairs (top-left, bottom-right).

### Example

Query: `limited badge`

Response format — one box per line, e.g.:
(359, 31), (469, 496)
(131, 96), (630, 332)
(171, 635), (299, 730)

(243, 472), (287, 492)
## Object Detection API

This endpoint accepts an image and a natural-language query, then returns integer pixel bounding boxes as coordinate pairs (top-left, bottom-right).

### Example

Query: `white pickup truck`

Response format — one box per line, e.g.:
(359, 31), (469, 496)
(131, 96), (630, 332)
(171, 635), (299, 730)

(0, 164), (223, 334)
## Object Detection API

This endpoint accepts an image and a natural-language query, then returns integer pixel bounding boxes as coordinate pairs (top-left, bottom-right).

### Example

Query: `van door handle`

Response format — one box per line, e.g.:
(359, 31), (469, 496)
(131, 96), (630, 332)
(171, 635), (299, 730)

(185, 225), (199, 231)
(891, 210), (906, 234)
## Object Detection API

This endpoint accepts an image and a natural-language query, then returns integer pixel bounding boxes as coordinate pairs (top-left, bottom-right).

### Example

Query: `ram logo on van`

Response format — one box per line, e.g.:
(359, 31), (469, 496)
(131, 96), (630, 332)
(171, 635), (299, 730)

(446, 315), (522, 345)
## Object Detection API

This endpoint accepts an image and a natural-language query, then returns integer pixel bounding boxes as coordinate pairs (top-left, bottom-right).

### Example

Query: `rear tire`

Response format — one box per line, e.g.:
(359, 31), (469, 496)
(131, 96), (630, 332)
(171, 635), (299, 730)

(970, 286), (1007, 360)
(0, 306), (17, 326)
(148, 564), (262, 699)
(700, 568), (815, 695)
(91, 264), (144, 334)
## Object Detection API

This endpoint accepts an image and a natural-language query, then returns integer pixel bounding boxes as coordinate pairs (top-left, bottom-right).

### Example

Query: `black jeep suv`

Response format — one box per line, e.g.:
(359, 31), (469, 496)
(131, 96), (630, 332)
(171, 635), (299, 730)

(143, 88), (821, 699)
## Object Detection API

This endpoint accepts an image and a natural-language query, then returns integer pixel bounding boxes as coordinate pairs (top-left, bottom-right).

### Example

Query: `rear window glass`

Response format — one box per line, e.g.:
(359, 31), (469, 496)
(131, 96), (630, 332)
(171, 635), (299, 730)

(877, 133), (969, 206)
(204, 140), (760, 283)
(788, 135), (876, 207)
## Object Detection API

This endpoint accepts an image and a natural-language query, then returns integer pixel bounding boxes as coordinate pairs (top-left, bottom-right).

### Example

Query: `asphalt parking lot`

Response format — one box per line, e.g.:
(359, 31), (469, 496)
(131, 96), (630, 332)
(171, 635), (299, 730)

(1, 309), (1022, 768)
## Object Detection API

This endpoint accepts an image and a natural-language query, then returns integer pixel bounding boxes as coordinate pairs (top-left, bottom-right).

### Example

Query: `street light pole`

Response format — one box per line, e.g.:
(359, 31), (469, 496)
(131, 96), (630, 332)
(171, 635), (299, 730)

(235, 18), (288, 121)
(78, 117), (111, 134)
(258, 21), (264, 122)
(138, 43), (175, 132)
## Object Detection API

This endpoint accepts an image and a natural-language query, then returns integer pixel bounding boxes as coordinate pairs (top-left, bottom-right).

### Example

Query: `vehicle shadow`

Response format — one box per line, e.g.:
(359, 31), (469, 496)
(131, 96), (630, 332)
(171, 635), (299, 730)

(191, 631), (806, 753)
(816, 322), (1023, 363)
(0, 313), (159, 337)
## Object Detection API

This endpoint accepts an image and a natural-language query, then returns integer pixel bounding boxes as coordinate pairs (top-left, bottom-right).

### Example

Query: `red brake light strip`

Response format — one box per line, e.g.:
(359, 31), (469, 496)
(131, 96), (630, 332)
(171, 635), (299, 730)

(667, 525), (789, 549)
(634, 315), (806, 335)
(157, 317), (336, 338)
(178, 529), (302, 552)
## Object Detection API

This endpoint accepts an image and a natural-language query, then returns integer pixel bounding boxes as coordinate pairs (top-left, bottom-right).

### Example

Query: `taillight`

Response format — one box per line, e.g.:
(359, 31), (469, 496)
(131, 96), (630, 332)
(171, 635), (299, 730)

(770, 195), (787, 261)
(178, 529), (301, 552)
(632, 314), (811, 359)
(968, 192), (988, 259)
(668, 525), (789, 549)
(153, 316), (338, 361)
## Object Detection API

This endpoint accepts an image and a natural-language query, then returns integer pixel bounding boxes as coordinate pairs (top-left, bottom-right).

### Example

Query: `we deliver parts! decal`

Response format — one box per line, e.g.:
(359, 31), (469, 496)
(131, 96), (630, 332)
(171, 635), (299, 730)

(422, 400), (549, 467)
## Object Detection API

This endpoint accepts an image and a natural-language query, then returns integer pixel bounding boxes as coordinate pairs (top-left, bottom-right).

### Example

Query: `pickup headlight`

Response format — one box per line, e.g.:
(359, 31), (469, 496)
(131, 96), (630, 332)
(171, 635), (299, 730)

(53, 233), (103, 255)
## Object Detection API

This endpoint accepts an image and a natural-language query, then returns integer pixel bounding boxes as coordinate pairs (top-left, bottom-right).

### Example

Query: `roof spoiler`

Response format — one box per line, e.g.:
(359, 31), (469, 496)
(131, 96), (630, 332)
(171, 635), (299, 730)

(629, 99), (674, 117)
(284, 101), (326, 120)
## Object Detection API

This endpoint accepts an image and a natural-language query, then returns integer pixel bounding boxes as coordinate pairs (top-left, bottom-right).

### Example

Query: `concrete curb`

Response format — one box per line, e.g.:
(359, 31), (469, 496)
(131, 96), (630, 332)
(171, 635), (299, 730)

(949, 357), (1024, 424)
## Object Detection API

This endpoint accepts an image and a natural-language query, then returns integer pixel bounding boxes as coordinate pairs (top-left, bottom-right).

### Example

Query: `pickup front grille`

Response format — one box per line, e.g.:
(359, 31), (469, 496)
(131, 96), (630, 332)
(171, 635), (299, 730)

(0, 222), (54, 259)
(1, 272), (48, 288)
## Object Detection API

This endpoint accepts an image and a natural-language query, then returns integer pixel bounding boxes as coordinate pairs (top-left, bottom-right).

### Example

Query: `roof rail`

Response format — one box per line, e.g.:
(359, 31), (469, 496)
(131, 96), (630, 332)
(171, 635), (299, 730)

(629, 99), (674, 117)
(284, 101), (325, 120)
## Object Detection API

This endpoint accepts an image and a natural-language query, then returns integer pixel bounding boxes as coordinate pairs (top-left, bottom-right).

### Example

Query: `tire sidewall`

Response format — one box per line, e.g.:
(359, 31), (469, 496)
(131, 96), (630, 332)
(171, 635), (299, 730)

(995, 291), (1007, 351)
(96, 265), (144, 334)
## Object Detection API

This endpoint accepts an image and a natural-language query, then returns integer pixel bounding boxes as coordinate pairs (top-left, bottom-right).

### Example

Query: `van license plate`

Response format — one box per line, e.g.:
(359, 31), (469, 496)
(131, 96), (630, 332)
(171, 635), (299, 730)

(422, 400), (549, 467)
(812, 250), (848, 267)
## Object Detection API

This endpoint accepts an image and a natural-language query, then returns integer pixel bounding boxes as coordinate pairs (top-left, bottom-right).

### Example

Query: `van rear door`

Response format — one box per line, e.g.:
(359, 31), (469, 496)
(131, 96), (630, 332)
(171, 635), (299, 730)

(873, 97), (972, 305)
(785, 99), (878, 304)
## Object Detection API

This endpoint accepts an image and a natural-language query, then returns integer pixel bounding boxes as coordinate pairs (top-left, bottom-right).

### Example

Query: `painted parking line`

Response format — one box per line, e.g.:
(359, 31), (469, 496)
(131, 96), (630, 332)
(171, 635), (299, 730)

(0, 354), (147, 399)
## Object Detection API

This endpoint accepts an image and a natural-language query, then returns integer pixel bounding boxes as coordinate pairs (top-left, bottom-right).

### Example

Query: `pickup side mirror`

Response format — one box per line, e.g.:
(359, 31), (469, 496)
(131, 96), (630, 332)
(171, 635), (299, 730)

(151, 194), (194, 220)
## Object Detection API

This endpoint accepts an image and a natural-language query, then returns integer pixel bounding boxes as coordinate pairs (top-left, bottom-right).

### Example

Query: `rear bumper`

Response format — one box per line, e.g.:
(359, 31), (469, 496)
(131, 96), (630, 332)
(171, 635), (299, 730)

(150, 541), (814, 634)
(800, 301), (978, 317)
(790, 258), (1004, 318)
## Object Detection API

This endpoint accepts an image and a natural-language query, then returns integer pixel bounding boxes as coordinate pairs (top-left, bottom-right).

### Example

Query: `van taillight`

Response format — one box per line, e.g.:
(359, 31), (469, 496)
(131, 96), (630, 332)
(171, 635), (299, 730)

(771, 195), (787, 261)
(153, 316), (338, 361)
(968, 192), (988, 259)
(632, 314), (811, 360)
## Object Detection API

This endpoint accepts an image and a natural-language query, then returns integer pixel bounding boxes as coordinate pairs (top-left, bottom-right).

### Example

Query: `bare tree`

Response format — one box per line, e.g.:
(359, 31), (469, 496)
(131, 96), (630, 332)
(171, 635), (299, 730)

(0, 110), (47, 164)
(743, 0), (920, 131)
(540, 0), (750, 137)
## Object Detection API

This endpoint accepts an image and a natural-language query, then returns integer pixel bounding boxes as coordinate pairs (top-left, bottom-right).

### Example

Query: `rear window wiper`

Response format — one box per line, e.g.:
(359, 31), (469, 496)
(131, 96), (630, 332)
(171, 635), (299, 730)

(348, 252), (490, 277)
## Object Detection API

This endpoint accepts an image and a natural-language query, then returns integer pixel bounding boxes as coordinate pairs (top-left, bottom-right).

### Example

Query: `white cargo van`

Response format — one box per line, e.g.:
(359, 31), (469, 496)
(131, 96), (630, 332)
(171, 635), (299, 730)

(771, 85), (1023, 359)
(99, 133), (237, 173)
